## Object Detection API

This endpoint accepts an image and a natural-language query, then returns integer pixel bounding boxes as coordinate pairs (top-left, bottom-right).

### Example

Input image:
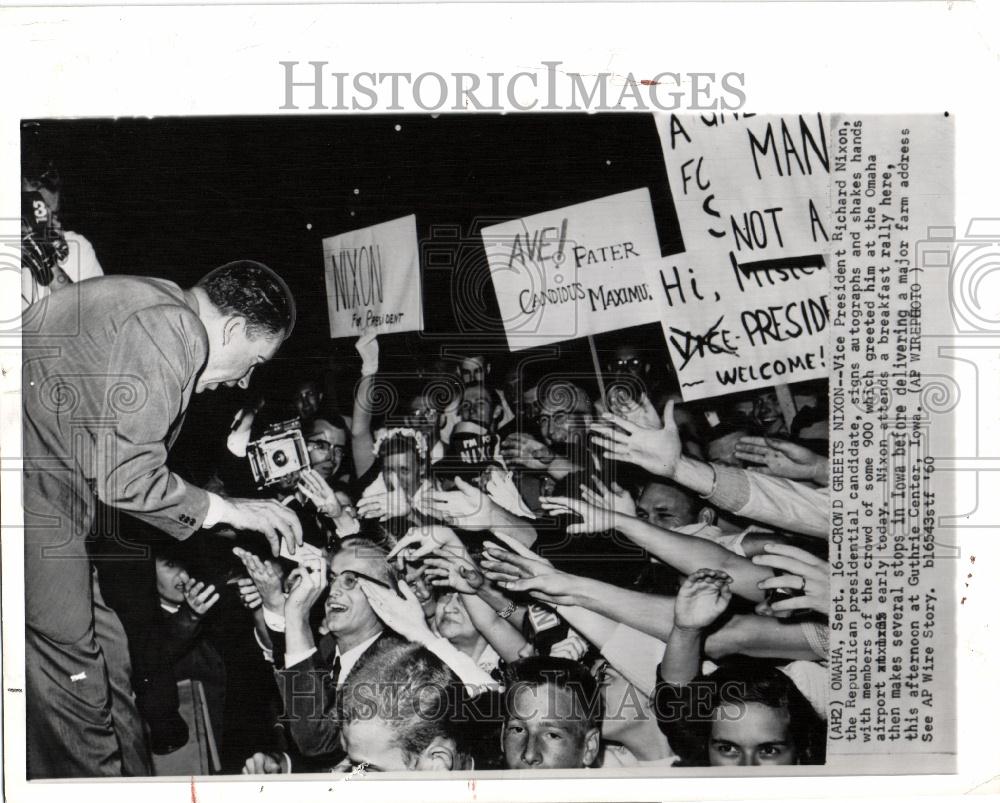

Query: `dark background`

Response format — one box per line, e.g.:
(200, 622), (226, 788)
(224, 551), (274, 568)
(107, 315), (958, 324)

(24, 114), (684, 431)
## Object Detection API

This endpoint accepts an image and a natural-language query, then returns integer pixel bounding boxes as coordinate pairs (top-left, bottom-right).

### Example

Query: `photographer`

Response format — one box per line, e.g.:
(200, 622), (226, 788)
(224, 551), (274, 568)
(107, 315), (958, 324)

(21, 155), (104, 309)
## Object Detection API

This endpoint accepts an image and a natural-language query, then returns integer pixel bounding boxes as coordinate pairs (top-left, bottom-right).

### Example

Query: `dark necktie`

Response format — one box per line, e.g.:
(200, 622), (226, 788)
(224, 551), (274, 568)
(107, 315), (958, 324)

(321, 653), (342, 715)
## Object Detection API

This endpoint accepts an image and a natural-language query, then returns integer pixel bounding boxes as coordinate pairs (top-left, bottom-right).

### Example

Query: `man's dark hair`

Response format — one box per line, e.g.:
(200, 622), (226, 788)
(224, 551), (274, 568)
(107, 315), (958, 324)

(407, 374), (464, 412)
(337, 640), (468, 765)
(536, 379), (594, 415)
(503, 656), (603, 734)
(197, 260), (296, 339)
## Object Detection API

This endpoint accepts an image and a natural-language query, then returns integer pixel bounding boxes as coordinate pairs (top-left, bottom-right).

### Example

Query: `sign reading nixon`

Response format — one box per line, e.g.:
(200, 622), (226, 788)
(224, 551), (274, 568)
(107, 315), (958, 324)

(322, 214), (423, 338)
(482, 188), (662, 351)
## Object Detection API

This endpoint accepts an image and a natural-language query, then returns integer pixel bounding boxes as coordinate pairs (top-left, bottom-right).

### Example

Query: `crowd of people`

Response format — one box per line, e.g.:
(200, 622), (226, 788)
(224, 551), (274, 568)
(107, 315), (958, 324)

(20, 145), (830, 775)
(95, 332), (831, 774)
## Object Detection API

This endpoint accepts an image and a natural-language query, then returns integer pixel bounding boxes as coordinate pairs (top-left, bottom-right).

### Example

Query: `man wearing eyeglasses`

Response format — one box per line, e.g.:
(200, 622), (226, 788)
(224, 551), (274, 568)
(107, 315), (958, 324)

(304, 418), (349, 484)
(249, 537), (404, 771)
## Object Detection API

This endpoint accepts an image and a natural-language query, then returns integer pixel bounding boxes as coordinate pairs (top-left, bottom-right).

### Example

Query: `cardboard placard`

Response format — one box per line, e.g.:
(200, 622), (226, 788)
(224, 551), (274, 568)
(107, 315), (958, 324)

(322, 214), (423, 338)
(651, 114), (831, 400)
(482, 188), (661, 351)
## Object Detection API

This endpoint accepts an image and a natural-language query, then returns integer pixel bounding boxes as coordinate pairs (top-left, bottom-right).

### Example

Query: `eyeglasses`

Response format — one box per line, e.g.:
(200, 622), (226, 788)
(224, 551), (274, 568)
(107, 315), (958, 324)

(608, 357), (643, 371)
(307, 440), (346, 458)
(458, 399), (491, 415)
(327, 569), (389, 591)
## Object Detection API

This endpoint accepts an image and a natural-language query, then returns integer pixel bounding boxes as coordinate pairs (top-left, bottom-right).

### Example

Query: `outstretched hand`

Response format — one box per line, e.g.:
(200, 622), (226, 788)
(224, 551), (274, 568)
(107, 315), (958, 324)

(538, 495), (617, 534)
(386, 525), (465, 570)
(222, 498), (303, 557)
(182, 578), (220, 618)
(423, 476), (498, 530)
(358, 578), (432, 644)
(283, 564), (328, 621)
(235, 577), (262, 611)
(734, 437), (829, 485)
(422, 551), (485, 595)
(579, 477), (636, 518)
(499, 433), (555, 471)
(357, 485), (412, 522)
(674, 568), (733, 631)
(478, 538), (578, 606)
(752, 542), (830, 616)
(606, 391), (663, 431)
(296, 468), (342, 517)
(590, 400), (682, 478)
(355, 330), (379, 376)
(233, 546), (286, 615)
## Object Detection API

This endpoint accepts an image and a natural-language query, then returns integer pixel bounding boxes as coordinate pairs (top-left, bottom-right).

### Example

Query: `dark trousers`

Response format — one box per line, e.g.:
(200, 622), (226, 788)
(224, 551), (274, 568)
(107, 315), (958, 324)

(26, 569), (151, 778)
(24, 466), (150, 778)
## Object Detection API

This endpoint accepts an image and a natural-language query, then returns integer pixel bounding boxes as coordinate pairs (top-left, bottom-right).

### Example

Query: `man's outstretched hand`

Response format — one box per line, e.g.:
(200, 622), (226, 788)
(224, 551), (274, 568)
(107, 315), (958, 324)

(220, 498), (303, 557)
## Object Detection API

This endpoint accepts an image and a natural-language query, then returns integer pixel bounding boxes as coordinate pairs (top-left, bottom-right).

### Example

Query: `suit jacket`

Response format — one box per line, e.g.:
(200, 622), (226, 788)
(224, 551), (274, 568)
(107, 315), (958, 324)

(23, 276), (211, 641)
(269, 627), (402, 762)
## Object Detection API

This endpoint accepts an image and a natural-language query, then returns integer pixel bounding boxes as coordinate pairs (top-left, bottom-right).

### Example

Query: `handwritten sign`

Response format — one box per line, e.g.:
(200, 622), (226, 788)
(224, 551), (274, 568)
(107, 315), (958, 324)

(322, 214), (423, 338)
(651, 113), (831, 400)
(482, 188), (661, 351)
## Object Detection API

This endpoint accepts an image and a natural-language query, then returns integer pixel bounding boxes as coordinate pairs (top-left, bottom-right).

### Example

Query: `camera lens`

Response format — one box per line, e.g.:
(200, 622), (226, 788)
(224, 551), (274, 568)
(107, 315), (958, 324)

(272, 450), (288, 467)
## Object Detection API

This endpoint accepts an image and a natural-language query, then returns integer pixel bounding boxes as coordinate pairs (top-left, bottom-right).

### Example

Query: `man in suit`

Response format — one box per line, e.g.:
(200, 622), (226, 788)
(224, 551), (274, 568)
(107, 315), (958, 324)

(240, 536), (403, 772)
(22, 260), (304, 778)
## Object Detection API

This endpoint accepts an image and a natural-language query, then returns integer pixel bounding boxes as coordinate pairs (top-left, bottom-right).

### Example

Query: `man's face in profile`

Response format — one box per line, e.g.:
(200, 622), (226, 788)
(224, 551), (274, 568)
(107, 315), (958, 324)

(197, 323), (283, 393)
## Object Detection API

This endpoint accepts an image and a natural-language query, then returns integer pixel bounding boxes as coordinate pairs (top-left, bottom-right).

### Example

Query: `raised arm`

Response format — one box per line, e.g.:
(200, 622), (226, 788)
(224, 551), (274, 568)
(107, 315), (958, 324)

(480, 538), (677, 642)
(421, 549), (529, 663)
(539, 496), (770, 602)
(659, 569), (732, 685)
(351, 332), (379, 478)
(358, 578), (500, 694)
(592, 405), (828, 539)
(423, 477), (537, 547)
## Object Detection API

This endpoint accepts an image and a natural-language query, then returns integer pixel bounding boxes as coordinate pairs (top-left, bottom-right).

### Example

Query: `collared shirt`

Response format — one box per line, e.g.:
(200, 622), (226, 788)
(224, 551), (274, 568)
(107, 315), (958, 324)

(265, 603), (381, 683)
(330, 632), (382, 686)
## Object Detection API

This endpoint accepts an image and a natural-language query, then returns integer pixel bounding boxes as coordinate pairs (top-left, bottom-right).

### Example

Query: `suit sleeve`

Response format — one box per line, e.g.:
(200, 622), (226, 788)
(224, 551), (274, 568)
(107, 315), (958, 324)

(95, 306), (210, 539)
